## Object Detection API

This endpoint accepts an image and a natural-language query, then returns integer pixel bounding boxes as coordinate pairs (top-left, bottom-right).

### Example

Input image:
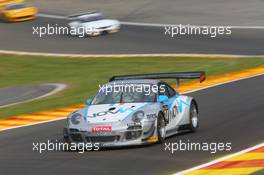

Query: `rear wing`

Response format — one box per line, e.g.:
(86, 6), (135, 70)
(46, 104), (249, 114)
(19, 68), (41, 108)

(109, 71), (206, 83)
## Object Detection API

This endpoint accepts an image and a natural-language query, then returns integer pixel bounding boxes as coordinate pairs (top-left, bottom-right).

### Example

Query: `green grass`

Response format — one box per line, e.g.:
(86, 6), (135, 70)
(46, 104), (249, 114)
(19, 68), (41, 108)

(0, 54), (264, 119)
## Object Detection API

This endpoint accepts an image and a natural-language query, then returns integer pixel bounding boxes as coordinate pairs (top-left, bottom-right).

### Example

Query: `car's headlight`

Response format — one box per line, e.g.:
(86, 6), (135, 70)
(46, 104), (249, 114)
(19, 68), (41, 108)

(69, 113), (82, 125)
(132, 111), (145, 122)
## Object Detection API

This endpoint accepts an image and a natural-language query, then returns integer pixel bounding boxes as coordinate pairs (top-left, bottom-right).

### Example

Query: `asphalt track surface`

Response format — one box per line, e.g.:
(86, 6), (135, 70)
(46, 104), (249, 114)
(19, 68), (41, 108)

(0, 84), (61, 108)
(1, 17), (264, 55)
(0, 75), (263, 175)
(27, 0), (264, 26)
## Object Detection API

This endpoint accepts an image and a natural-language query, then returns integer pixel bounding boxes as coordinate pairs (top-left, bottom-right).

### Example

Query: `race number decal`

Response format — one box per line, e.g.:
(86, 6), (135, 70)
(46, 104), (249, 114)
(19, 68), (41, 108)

(164, 105), (178, 124)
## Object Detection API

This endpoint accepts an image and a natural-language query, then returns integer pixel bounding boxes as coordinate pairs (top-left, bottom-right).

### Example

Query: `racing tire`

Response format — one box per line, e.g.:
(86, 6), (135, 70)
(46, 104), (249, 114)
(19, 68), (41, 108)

(189, 101), (199, 132)
(108, 28), (119, 33)
(63, 128), (70, 143)
(91, 31), (101, 37)
(157, 113), (166, 143)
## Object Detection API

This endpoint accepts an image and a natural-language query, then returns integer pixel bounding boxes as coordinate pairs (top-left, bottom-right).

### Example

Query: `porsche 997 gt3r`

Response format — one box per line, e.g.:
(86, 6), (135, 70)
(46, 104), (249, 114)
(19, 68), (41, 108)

(63, 72), (206, 147)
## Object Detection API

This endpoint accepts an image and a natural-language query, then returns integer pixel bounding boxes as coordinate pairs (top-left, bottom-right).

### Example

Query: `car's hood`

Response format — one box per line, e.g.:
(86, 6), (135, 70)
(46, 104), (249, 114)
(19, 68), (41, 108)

(82, 103), (148, 123)
(81, 19), (119, 28)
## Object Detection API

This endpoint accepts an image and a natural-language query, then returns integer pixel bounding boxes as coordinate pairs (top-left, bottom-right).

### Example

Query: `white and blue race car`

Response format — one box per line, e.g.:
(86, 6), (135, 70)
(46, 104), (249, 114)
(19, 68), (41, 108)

(63, 72), (206, 147)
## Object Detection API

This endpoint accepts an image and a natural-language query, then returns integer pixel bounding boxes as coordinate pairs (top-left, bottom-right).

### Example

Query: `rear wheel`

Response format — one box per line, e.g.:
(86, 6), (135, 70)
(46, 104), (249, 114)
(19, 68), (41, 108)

(189, 101), (199, 132)
(157, 113), (166, 143)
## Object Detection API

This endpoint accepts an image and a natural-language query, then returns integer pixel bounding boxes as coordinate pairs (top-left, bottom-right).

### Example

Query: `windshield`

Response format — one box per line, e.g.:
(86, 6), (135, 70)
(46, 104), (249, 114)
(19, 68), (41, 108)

(80, 15), (104, 22)
(6, 4), (26, 10)
(91, 84), (157, 105)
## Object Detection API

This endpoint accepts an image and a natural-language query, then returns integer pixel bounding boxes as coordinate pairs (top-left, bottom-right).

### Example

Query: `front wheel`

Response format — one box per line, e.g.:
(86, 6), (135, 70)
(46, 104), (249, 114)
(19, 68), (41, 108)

(189, 101), (199, 132)
(90, 31), (101, 36)
(157, 113), (166, 143)
(108, 28), (119, 33)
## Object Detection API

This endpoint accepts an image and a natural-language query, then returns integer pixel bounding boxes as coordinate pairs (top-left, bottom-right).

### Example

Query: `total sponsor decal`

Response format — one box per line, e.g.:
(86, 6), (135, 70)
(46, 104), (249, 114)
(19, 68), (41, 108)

(92, 126), (112, 132)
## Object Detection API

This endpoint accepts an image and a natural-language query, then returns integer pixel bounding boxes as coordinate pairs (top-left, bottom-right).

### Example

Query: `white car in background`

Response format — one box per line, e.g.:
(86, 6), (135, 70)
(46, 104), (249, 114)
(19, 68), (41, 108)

(67, 12), (120, 37)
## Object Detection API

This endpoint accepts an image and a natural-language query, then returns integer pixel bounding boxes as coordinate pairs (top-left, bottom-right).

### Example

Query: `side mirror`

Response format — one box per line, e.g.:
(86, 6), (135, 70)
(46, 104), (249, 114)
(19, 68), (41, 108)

(158, 95), (169, 103)
(85, 99), (92, 106)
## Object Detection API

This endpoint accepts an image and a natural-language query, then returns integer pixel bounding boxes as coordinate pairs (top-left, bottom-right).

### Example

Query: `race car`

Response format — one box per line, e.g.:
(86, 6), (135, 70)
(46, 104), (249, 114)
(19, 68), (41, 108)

(0, 3), (37, 22)
(67, 12), (120, 37)
(0, 0), (23, 7)
(63, 72), (206, 147)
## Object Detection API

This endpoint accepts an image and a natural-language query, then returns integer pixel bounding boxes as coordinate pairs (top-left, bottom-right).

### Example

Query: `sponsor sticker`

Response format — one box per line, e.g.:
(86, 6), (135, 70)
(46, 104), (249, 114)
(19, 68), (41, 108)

(127, 122), (141, 127)
(147, 137), (158, 143)
(92, 126), (112, 133)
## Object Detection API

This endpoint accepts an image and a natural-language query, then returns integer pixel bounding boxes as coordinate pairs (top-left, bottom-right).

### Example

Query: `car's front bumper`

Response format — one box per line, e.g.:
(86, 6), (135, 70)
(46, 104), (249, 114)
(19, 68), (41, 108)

(5, 14), (36, 22)
(87, 25), (120, 36)
(63, 122), (157, 147)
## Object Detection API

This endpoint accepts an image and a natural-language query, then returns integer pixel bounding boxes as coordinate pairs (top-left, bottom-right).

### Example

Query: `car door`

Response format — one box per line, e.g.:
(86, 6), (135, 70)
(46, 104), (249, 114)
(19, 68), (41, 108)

(158, 82), (178, 130)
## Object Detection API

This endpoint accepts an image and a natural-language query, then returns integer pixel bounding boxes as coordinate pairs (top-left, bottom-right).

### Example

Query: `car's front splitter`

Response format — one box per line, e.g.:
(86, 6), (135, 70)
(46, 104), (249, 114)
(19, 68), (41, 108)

(63, 127), (158, 148)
